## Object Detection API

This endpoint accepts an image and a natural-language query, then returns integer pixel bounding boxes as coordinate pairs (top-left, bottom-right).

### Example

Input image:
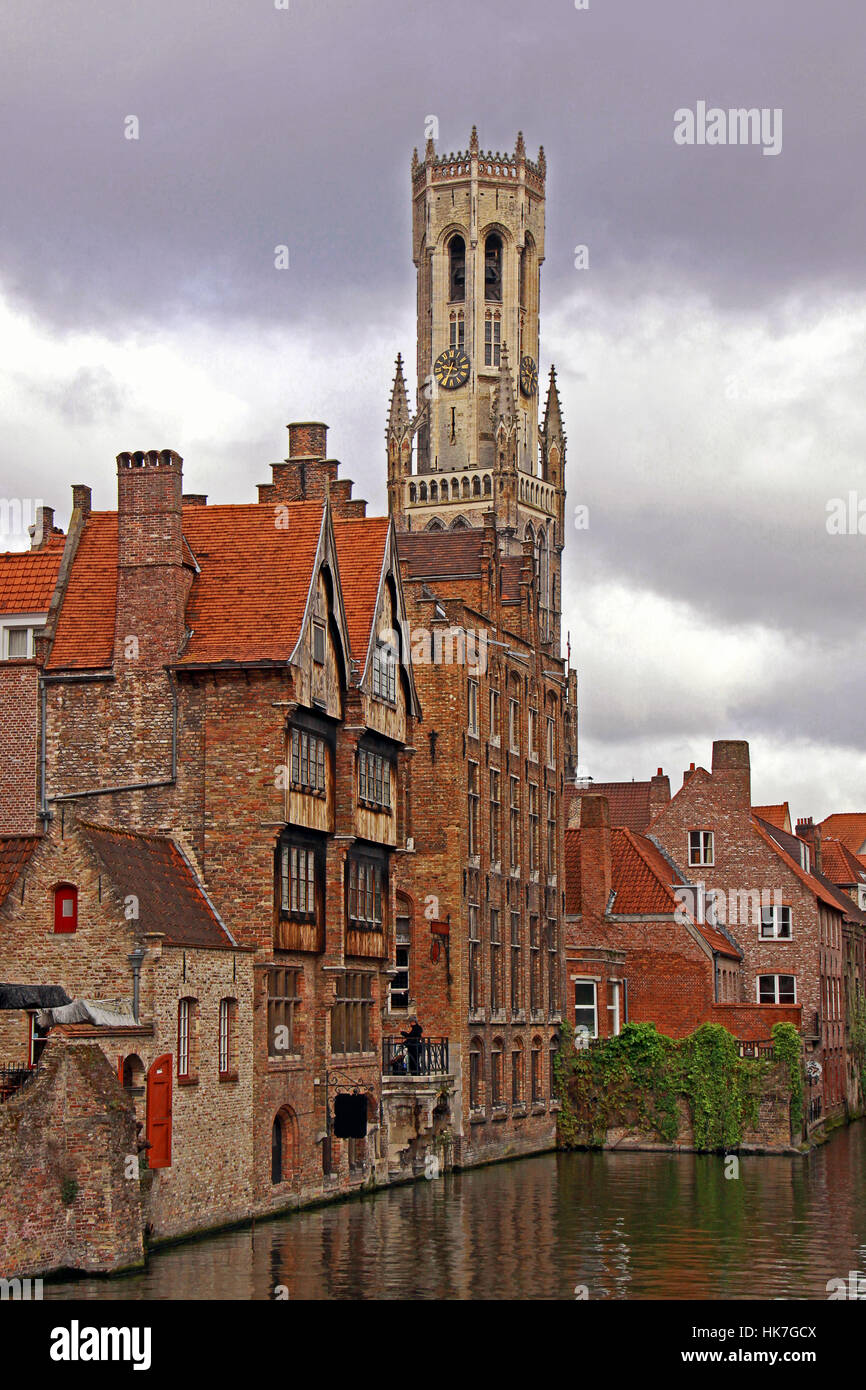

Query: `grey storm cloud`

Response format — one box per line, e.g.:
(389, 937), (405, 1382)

(1, 0), (865, 331)
(1, 0), (865, 814)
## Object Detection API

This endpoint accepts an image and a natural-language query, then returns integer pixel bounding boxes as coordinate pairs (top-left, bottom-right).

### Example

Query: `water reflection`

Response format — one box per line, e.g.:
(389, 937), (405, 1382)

(46, 1123), (866, 1301)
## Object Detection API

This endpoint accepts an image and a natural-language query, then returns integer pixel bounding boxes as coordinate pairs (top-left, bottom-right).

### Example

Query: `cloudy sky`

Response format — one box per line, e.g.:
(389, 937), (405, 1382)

(2, 0), (865, 819)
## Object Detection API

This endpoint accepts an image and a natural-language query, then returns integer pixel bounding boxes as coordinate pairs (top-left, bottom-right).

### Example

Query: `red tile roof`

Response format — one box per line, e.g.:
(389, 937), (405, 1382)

(821, 838), (866, 887)
(500, 555), (523, 601)
(567, 780), (653, 831)
(0, 539), (64, 615)
(752, 818), (844, 912)
(396, 529), (486, 579)
(752, 803), (791, 832)
(47, 513), (118, 668)
(179, 503), (325, 666)
(48, 503), (329, 670)
(0, 836), (40, 909)
(79, 822), (235, 949)
(818, 814), (866, 855)
(333, 517), (390, 661)
(565, 825), (740, 957)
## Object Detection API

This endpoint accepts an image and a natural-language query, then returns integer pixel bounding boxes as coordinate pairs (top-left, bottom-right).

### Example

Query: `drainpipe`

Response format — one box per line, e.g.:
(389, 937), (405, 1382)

(128, 948), (146, 1022)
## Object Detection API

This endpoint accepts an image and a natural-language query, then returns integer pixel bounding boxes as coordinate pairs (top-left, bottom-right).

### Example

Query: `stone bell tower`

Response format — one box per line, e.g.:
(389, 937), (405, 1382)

(386, 127), (567, 648)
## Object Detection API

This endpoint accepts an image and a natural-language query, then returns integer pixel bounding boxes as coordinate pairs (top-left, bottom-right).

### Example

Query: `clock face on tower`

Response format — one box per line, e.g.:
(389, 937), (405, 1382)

(519, 355), (538, 398)
(433, 346), (471, 390)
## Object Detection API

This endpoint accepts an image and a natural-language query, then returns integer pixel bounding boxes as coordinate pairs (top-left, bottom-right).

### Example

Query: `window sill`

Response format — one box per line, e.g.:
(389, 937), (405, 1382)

(530, 1102), (547, 1114)
(267, 1056), (304, 1070)
(330, 1051), (377, 1062)
(512, 1105), (527, 1118)
(491, 1106), (508, 1121)
(511, 1010), (526, 1023)
(218, 1070), (239, 1084)
(469, 1109), (487, 1125)
(528, 752), (538, 764)
(177, 1075), (198, 1087)
(468, 1010), (486, 1024)
(290, 786), (326, 799)
(468, 854), (481, 869)
(489, 1012), (507, 1025)
(489, 736), (500, 749)
(490, 861), (502, 875)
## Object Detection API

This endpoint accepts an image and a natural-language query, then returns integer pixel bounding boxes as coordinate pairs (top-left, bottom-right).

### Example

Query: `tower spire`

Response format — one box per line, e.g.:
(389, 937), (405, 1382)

(541, 364), (565, 443)
(387, 352), (411, 437)
(493, 343), (518, 431)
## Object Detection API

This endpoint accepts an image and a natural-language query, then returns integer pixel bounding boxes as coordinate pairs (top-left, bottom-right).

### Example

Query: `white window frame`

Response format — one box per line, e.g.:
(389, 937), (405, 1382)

(467, 678), (479, 737)
(573, 978), (598, 1041)
(688, 829), (714, 866)
(2, 615), (43, 660)
(756, 974), (797, 1005)
(760, 904), (793, 940)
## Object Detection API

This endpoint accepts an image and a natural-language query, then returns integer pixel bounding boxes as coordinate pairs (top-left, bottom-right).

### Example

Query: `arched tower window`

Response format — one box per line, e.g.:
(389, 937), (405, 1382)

(449, 235), (466, 302)
(484, 233), (503, 302)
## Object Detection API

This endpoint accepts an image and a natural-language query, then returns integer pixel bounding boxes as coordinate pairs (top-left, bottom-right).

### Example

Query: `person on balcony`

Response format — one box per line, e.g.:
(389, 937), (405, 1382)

(401, 1020), (424, 1075)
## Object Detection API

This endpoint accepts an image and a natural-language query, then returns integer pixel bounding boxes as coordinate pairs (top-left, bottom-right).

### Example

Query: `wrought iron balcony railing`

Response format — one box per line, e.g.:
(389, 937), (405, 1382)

(383, 1036), (450, 1077)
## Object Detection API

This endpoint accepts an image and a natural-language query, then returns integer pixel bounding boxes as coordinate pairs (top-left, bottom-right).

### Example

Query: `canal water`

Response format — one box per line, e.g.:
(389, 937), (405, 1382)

(45, 1123), (866, 1300)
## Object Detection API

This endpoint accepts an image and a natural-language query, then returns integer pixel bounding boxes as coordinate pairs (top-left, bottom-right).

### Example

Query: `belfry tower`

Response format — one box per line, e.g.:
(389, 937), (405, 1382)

(386, 126), (567, 652)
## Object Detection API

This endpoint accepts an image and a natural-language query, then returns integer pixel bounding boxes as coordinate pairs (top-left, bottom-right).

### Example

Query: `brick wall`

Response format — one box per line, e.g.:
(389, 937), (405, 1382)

(0, 662), (39, 834)
(0, 1038), (144, 1277)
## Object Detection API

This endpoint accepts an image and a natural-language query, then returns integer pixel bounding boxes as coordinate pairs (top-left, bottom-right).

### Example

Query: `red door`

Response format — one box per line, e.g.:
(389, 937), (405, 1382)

(146, 1054), (173, 1168)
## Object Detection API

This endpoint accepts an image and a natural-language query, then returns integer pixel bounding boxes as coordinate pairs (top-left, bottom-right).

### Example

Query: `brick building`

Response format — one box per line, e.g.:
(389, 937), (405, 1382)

(380, 129), (578, 1165)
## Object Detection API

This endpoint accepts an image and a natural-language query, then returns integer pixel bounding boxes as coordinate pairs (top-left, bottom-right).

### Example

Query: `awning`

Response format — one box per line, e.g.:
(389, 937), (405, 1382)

(37, 998), (138, 1029)
(0, 984), (71, 1010)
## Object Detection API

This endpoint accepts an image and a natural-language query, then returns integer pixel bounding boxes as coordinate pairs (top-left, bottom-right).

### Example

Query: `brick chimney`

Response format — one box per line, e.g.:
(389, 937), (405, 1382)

(72, 484), (92, 520)
(649, 767), (671, 818)
(256, 422), (367, 518)
(28, 505), (54, 550)
(578, 794), (612, 919)
(114, 450), (188, 665)
(711, 740), (751, 808)
(796, 816), (822, 875)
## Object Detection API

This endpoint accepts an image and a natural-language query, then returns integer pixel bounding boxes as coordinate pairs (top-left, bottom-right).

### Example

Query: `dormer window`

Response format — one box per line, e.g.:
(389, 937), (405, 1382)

(372, 639), (397, 704)
(53, 884), (78, 934)
(312, 621), (326, 666)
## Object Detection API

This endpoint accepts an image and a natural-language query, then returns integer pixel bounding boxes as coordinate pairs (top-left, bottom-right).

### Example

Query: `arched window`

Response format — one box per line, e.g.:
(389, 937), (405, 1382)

(53, 883), (78, 934)
(271, 1107), (298, 1184)
(450, 514), (470, 530)
(484, 233), (503, 302)
(531, 1037), (544, 1103)
(451, 478), (460, 499)
(491, 1037), (504, 1107)
(549, 1034), (561, 1101)
(448, 234), (465, 302)
(472, 475), (481, 498)
(121, 1053), (144, 1091)
(483, 474), (491, 497)
(469, 1036), (484, 1111)
(425, 517), (444, 531)
(409, 482), (417, 503)
(511, 1038), (525, 1106)
(461, 477), (470, 499)
(430, 480), (438, 502)
(177, 997), (199, 1081)
(419, 481), (428, 502)
(219, 997), (238, 1078)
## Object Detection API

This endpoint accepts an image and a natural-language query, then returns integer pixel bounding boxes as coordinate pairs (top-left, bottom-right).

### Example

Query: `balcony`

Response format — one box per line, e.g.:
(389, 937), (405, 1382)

(382, 1036), (450, 1078)
(0, 1062), (37, 1103)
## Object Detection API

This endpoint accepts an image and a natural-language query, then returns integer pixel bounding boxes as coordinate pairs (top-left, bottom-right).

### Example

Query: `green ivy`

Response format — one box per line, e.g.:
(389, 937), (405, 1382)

(554, 1019), (795, 1152)
(771, 1021), (804, 1133)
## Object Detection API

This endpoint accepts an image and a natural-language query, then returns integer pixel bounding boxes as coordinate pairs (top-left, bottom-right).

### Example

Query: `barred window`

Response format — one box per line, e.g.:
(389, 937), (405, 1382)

(489, 687), (500, 742)
(510, 776), (520, 867)
(468, 761), (480, 856)
(348, 859), (383, 928)
(528, 783), (539, 873)
(280, 844), (316, 917)
(291, 728), (326, 794)
(332, 972), (373, 1053)
(469, 903), (482, 1011)
(547, 918), (559, 1014)
(468, 678), (479, 736)
(267, 968), (301, 1058)
(510, 911), (523, 1013)
(489, 768), (501, 865)
(547, 790), (557, 876)
(490, 908), (503, 1013)
(359, 749), (392, 810)
(530, 916), (542, 1013)
(372, 640), (397, 703)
